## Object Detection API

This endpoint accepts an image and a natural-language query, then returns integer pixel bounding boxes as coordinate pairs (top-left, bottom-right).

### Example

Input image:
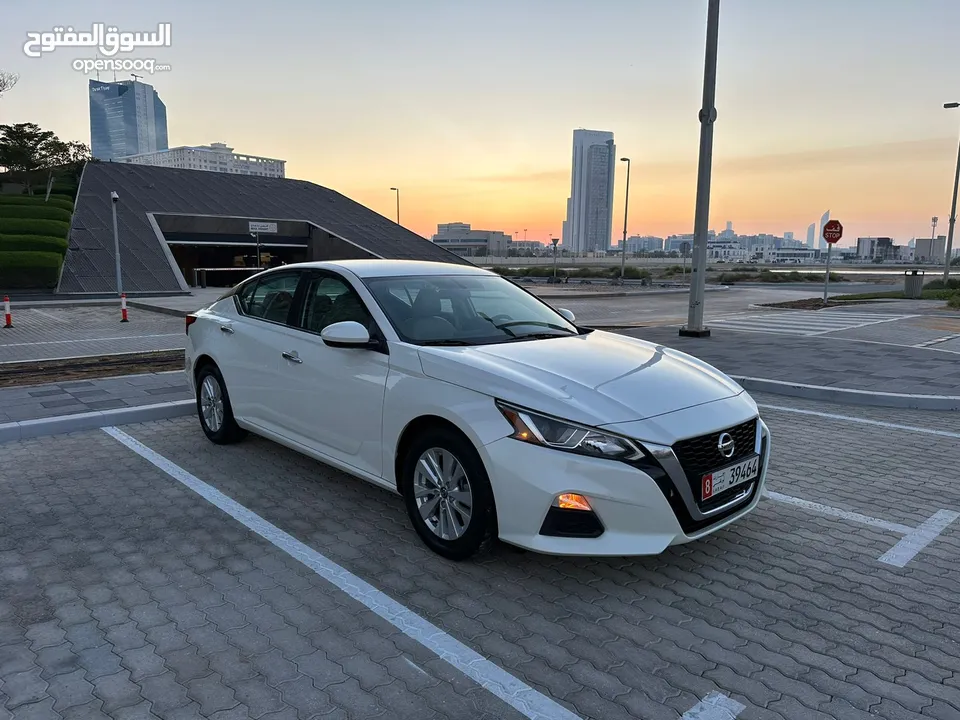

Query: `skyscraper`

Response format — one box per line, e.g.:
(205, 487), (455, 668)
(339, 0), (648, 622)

(561, 129), (616, 254)
(817, 210), (831, 250)
(806, 223), (816, 248)
(89, 79), (168, 161)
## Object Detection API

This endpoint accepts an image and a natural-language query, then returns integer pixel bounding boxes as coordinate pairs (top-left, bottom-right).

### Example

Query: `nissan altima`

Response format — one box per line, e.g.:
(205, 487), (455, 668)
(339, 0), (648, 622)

(184, 259), (771, 560)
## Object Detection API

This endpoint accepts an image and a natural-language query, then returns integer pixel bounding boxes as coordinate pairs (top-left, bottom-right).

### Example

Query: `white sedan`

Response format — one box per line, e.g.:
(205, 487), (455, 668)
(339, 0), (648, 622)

(185, 259), (771, 560)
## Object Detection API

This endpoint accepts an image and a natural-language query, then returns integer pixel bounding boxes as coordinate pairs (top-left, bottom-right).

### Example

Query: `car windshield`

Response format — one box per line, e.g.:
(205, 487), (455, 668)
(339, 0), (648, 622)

(362, 273), (582, 346)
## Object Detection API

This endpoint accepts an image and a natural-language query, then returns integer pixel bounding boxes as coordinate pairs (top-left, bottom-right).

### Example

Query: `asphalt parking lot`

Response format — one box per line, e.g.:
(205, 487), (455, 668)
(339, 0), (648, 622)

(1, 395), (959, 719)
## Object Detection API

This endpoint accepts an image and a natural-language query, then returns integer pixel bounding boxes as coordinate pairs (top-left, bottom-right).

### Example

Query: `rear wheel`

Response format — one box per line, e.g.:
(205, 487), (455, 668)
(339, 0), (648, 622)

(196, 364), (246, 444)
(400, 427), (496, 560)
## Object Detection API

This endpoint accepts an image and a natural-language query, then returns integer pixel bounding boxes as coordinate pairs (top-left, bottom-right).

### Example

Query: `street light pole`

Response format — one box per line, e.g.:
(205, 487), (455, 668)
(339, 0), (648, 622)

(619, 157), (631, 281)
(250, 232), (261, 269)
(111, 193), (122, 296)
(390, 187), (400, 225)
(551, 237), (559, 280)
(943, 103), (960, 281)
(681, 0), (720, 338)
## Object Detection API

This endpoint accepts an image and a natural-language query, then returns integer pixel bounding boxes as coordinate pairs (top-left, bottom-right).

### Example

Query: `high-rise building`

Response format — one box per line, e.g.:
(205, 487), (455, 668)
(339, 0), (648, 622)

(89, 79), (168, 161)
(561, 129), (616, 254)
(806, 223), (816, 248)
(817, 210), (831, 250)
(119, 142), (285, 178)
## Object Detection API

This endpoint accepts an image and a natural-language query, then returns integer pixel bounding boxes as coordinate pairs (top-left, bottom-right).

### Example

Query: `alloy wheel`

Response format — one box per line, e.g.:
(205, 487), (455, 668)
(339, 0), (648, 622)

(413, 447), (474, 541)
(200, 375), (224, 433)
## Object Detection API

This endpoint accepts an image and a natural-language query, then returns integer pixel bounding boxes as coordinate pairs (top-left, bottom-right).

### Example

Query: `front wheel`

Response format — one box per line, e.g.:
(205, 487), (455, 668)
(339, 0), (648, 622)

(400, 428), (496, 560)
(196, 364), (246, 444)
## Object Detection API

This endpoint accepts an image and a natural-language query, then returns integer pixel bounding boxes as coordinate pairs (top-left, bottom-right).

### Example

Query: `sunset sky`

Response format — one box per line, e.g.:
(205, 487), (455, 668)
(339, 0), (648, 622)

(2, 0), (959, 244)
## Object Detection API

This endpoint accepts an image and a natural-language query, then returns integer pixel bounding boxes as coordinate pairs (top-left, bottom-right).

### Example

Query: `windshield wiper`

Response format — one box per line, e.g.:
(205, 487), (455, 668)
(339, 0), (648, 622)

(419, 339), (475, 346)
(497, 320), (577, 334)
(503, 332), (574, 343)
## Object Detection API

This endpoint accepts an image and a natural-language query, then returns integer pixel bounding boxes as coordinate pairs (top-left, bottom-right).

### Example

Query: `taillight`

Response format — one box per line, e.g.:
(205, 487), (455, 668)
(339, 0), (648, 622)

(185, 314), (198, 334)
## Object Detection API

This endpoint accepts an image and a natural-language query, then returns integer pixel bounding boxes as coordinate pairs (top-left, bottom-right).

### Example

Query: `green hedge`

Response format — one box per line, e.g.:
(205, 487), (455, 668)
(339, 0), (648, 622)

(0, 195), (74, 212)
(0, 251), (62, 289)
(0, 234), (68, 255)
(0, 218), (70, 238)
(0, 204), (73, 223)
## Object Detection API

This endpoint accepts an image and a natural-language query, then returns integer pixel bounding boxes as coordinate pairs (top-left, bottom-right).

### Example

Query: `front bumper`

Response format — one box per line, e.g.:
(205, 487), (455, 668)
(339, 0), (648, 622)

(480, 411), (770, 557)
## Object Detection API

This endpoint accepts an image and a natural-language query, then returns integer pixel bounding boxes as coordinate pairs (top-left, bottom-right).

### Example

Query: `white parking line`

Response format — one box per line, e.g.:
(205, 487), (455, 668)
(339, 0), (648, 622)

(764, 491), (912, 534)
(682, 692), (745, 719)
(878, 510), (960, 568)
(764, 491), (956, 567)
(102, 426), (581, 720)
(758, 404), (960, 440)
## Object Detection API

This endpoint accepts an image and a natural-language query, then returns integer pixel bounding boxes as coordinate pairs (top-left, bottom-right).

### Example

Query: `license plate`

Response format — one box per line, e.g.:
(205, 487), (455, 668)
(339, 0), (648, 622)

(702, 454), (759, 500)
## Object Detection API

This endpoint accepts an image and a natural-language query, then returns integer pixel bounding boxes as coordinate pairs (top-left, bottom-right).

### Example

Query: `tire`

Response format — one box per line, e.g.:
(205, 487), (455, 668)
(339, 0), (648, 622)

(400, 426), (497, 561)
(195, 363), (247, 445)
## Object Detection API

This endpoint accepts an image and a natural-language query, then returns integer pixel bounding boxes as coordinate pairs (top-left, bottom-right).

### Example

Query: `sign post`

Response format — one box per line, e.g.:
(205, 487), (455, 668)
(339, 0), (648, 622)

(551, 237), (560, 280)
(822, 219), (843, 303)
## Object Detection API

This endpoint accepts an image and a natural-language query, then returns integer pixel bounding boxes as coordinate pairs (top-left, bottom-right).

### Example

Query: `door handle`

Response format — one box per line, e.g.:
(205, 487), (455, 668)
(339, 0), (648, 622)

(220, 325), (235, 334)
(281, 351), (302, 364)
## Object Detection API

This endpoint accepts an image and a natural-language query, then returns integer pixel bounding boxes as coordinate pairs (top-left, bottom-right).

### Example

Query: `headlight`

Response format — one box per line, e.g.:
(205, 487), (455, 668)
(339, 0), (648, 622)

(496, 401), (645, 462)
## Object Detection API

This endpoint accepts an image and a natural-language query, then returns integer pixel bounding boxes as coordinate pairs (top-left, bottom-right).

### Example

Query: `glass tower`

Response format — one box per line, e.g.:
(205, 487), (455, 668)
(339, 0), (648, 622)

(89, 79), (169, 161)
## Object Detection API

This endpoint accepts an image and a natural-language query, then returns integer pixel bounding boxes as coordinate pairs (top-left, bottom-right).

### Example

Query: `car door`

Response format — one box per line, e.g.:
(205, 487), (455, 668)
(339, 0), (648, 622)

(219, 270), (304, 431)
(271, 270), (390, 478)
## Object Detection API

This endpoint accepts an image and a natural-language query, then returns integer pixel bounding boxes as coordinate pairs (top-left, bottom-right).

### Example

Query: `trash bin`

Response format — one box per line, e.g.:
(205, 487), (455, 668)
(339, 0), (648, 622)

(904, 269), (924, 299)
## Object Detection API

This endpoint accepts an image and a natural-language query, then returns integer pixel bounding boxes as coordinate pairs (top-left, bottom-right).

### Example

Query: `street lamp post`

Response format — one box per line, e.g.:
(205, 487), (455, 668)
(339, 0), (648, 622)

(110, 191), (122, 296)
(390, 187), (400, 225)
(551, 237), (559, 280)
(681, 0), (720, 338)
(250, 232), (261, 269)
(942, 102), (960, 281)
(619, 157), (631, 281)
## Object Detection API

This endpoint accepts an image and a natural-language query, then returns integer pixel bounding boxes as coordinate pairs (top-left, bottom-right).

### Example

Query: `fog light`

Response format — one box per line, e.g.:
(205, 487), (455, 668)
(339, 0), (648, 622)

(555, 493), (592, 511)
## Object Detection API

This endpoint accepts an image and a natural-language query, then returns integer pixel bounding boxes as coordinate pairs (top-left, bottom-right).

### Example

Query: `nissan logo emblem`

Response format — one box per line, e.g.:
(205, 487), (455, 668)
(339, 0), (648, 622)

(717, 432), (735, 459)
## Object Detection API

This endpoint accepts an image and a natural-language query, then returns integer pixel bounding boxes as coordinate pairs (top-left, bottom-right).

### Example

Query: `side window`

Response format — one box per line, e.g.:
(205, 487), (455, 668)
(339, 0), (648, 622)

(300, 274), (373, 334)
(237, 273), (301, 325)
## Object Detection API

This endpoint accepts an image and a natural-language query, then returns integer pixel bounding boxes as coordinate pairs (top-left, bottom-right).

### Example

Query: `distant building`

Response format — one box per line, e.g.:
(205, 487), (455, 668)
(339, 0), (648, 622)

(707, 238), (747, 261)
(719, 221), (735, 239)
(761, 247), (821, 263)
(119, 142), (286, 178)
(817, 210), (831, 251)
(784, 231), (794, 241)
(89, 79), (168, 160)
(431, 222), (510, 257)
(806, 223), (816, 248)
(914, 236), (947, 263)
(625, 235), (663, 253)
(561, 129), (616, 254)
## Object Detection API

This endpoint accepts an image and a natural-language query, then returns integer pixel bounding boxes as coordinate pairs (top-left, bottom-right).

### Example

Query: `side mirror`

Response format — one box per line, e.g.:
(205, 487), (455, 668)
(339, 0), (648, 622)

(320, 321), (374, 348)
(557, 308), (576, 323)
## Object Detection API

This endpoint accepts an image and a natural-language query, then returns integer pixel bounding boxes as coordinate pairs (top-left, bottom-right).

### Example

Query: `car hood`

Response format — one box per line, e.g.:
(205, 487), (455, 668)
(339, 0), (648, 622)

(416, 330), (743, 426)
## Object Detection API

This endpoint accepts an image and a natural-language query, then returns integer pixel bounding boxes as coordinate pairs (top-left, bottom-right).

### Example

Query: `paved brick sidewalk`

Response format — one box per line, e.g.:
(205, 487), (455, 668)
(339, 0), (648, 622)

(2, 406), (959, 719)
(0, 373), (192, 424)
(615, 326), (960, 396)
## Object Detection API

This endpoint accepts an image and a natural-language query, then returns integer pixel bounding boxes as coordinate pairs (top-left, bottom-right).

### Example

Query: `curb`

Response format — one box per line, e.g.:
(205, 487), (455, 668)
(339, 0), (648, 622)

(0, 400), (194, 444)
(535, 286), (729, 300)
(732, 376), (960, 411)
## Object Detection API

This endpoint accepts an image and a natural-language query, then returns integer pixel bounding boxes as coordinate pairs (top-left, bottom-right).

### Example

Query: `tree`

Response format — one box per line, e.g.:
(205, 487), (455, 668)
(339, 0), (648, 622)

(0, 123), (93, 194)
(0, 71), (18, 100)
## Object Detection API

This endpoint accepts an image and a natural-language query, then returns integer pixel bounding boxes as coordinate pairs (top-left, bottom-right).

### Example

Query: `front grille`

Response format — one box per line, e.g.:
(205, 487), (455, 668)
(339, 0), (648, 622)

(672, 418), (759, 495)
(633, 436), (766, 535)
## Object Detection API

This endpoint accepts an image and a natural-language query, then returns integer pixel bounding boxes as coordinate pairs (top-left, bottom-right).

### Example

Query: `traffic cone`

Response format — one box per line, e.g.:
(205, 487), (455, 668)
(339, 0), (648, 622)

(120, 293), (129, 322)
(2, 296), (11, 329)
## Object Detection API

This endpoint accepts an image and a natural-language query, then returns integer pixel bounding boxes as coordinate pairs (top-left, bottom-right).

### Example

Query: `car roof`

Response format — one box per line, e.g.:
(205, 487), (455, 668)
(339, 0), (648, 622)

(267, 259), (494, 279)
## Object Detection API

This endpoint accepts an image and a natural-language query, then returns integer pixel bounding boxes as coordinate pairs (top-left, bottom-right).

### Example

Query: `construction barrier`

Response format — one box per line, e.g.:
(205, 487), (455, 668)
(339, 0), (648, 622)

(120, 293), (129, 322)
(2, 296), (11, 329)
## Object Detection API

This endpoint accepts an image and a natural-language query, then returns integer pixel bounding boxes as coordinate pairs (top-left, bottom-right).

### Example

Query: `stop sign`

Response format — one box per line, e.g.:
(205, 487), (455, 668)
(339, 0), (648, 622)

(823, 220), (843, 244)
